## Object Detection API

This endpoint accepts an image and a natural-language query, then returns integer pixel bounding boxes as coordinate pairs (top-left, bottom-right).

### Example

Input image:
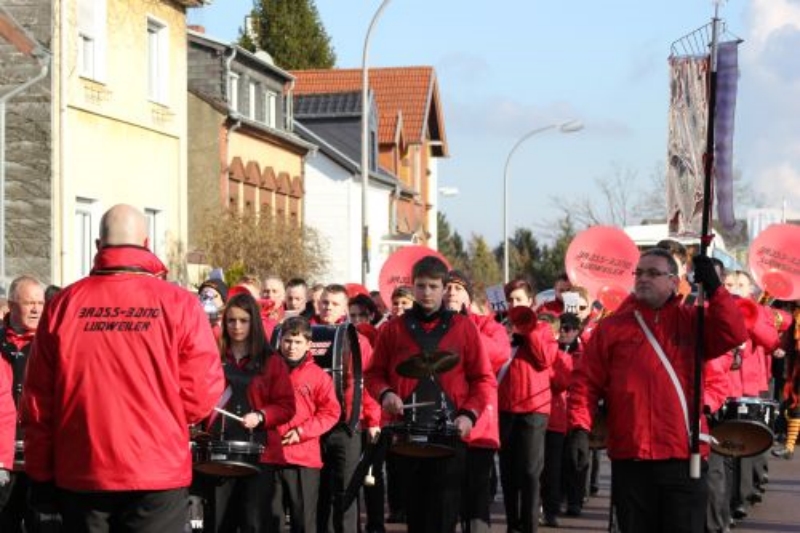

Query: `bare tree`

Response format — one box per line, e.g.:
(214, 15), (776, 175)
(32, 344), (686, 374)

(197, 207), (328, 283)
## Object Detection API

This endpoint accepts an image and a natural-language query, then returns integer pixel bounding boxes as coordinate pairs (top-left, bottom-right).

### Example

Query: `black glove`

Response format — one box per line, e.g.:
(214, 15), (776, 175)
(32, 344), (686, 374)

(566, 429), (590, 472)
(691, 255), (721, 296)
(28, 481), (58, 515)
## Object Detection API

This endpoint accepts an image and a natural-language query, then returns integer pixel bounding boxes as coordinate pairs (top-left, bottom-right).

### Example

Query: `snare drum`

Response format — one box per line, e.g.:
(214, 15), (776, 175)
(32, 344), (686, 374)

(192, 440), (264, 477)
(711, 397), (778, 458)
(388, 422), (461, 459)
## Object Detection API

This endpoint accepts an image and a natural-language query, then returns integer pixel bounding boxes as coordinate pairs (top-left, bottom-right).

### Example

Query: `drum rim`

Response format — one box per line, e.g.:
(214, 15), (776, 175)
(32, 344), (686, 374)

(205, 440), (264, 453)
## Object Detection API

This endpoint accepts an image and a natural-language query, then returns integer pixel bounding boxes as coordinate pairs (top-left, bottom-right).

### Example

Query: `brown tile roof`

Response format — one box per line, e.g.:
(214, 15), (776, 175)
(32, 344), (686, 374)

(291, 67), (443, 149)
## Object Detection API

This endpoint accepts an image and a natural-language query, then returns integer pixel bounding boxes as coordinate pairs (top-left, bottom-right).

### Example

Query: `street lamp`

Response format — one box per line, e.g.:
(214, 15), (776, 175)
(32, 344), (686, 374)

(503, 120), (583, 283)
(361, 0), (393, 285)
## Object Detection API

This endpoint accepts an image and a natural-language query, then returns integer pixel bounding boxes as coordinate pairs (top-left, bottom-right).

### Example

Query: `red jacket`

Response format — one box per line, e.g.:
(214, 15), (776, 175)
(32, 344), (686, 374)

(730, 302), (780, 396)
(463, 313), (508, 449)
(568, 290), (747, 461)
(248, 354), (297, 454)
(366, 307), (494, 430)
(0, 361), (14, 469)
(548, 343), (580, 434)
(22, 246), (225, 490)
(498, 321), (560, 414)
(264, 355), (340, 468)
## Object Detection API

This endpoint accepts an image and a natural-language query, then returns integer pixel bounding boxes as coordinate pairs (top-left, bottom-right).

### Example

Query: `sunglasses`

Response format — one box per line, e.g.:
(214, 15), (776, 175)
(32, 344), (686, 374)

(560, 325), (578, 333)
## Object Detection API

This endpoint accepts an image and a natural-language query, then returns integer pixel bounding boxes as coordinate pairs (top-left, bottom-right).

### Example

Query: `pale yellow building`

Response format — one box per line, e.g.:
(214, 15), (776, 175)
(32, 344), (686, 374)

(51, 0), (204, 285)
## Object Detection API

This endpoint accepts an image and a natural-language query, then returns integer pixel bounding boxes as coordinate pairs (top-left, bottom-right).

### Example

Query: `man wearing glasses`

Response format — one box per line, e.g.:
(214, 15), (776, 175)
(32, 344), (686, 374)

(567, 248), (747, 532)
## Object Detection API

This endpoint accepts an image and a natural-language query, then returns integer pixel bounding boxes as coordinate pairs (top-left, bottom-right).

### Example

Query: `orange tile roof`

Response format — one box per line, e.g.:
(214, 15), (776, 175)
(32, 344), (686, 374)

(291, 67), (439, 146)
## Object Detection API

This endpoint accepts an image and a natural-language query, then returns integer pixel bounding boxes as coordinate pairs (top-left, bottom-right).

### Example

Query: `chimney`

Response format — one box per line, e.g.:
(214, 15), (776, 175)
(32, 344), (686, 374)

(188, 25), (205, 34)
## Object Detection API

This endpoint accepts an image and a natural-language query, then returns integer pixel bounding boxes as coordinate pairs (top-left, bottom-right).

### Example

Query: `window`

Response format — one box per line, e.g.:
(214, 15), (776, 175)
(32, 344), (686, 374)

(77, 0), (107, 81)
(228, 73), (239, 111)
(264, 90), (277, 128)
(145, 208), (161, 255)
(75, 198), (97, 278)
(248, 82), (257, 120)
(147, 18), (169, 104)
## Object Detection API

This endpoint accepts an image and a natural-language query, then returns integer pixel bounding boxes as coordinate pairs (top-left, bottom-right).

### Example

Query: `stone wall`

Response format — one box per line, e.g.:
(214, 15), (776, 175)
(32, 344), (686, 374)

(0, 0), (53, 287)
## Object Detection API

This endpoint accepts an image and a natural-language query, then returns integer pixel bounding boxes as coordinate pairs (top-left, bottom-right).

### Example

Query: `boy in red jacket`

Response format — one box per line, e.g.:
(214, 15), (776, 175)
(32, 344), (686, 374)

(263, 316), (341, 533)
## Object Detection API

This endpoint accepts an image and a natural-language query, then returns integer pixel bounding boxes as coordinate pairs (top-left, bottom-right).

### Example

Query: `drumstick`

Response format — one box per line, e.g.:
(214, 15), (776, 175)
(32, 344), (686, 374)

(214, 407), (244, 422)
(401, 401), (436, 410)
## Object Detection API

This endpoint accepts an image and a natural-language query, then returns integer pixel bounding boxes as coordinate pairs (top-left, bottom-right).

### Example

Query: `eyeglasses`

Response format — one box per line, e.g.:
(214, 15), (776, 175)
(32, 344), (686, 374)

(633, 269), (673, 279)
(560, 325), (578, 333)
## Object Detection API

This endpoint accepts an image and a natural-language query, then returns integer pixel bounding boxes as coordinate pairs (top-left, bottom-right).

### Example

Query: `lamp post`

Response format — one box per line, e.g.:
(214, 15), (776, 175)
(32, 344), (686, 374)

(361, 0), (393, 285)
(503, 120), (583, 283)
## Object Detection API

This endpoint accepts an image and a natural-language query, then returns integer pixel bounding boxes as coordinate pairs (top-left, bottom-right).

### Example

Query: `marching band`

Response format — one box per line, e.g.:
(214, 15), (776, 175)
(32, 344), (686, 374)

(0, 205), (797, 533)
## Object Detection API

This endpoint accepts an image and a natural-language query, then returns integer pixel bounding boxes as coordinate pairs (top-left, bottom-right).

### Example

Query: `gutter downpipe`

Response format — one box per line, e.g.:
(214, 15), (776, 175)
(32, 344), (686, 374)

(0, 54), (50, 291)
(58, 0), (67, 285)
(223, 46), (240, 208)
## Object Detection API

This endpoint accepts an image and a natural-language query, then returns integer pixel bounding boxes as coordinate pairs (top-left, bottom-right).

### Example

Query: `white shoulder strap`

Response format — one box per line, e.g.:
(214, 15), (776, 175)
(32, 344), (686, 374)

(496, 345), (519, 384)
(634, 310), (692, 445)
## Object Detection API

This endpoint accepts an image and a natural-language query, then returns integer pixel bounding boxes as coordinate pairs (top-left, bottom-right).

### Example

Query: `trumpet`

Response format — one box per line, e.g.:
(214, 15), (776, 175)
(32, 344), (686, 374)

(508, 306), (537, 334)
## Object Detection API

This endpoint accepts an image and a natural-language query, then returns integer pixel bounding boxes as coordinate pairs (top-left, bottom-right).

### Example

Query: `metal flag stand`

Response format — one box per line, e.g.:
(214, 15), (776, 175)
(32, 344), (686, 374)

(669, 0), (740, 479)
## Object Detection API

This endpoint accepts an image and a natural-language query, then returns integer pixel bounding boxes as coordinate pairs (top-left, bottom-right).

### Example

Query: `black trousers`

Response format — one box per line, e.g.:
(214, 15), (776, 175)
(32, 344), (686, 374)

(404, 444), (466, 533)
(498, 412), (547, 533)
(318, 425), (361, 533)
(611, 459), (708, 533)
(58, 488), (188, 533)
(461, 447), (495, 533)
(385, 451), (410, 517)
(706, 452), (733, 533)
(212, 468), (270, 532)
(540, 430), (565, 517)
(265, 465), (320, 533)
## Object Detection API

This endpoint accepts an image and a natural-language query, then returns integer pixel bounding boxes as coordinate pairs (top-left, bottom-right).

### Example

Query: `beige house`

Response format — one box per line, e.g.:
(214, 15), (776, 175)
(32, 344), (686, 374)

(0, 0), (205, 288)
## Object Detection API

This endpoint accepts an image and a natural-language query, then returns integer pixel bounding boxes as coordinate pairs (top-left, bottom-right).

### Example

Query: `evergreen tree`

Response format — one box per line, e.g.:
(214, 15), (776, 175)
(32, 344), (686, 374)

(534, 216), (576, 290)
(244, 0), (336, 69)
(467, 235), (502, 289)
(437, 212), (468, 269)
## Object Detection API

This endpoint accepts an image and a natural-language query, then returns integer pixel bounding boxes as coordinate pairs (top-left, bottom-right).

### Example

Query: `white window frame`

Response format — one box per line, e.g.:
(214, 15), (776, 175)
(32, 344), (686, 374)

(264, 90), (277, 128)
(146, 17), (169, 104)
(75, 198), (99, 279)
(228, 72), (239, 111)
(77, 0), (107, 82)
(248, 82), (257, 120)
(144, 208), (162, 256)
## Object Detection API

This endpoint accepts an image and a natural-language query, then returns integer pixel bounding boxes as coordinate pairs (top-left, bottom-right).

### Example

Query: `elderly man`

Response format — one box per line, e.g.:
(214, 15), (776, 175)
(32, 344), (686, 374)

(0, 275), (44, 531)
(23, 204), (225, 532)
(567, 249), (747, 532)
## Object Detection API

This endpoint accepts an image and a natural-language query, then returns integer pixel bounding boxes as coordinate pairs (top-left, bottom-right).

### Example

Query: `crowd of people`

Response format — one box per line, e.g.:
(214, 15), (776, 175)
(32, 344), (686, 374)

(0, 204), (798, 533)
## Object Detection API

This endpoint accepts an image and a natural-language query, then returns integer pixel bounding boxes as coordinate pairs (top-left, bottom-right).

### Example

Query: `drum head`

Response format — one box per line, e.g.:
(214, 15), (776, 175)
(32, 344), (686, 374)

(711, 421), (774, 458)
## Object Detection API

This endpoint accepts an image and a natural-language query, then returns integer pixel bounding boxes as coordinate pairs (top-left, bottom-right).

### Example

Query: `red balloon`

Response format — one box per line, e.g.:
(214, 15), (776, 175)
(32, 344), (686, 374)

(378, 246), (451, 308)
(597, 284), (630, 312)
(345, 283), (370, 300)
(565, 226), (639, 304)
(749, 223), (800, 300)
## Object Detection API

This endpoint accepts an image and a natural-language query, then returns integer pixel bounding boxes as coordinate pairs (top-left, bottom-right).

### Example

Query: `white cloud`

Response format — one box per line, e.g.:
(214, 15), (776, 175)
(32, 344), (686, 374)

(738, 0), (800, 210)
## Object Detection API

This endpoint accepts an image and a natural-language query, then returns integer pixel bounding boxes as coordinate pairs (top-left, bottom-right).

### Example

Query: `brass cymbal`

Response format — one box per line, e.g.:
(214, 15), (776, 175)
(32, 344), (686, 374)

(395, 350), (461, 379)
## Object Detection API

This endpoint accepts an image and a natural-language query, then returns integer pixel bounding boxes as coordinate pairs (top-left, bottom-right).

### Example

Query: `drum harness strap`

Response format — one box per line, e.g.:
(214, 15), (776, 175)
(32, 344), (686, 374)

(496, 346), (518, 385)
(404, 310), (456, 411)
(634, 310), (716, 448)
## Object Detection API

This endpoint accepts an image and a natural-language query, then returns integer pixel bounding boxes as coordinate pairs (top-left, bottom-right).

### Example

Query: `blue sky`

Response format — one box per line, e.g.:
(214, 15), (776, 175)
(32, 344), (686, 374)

(189, 0), (800, 245)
